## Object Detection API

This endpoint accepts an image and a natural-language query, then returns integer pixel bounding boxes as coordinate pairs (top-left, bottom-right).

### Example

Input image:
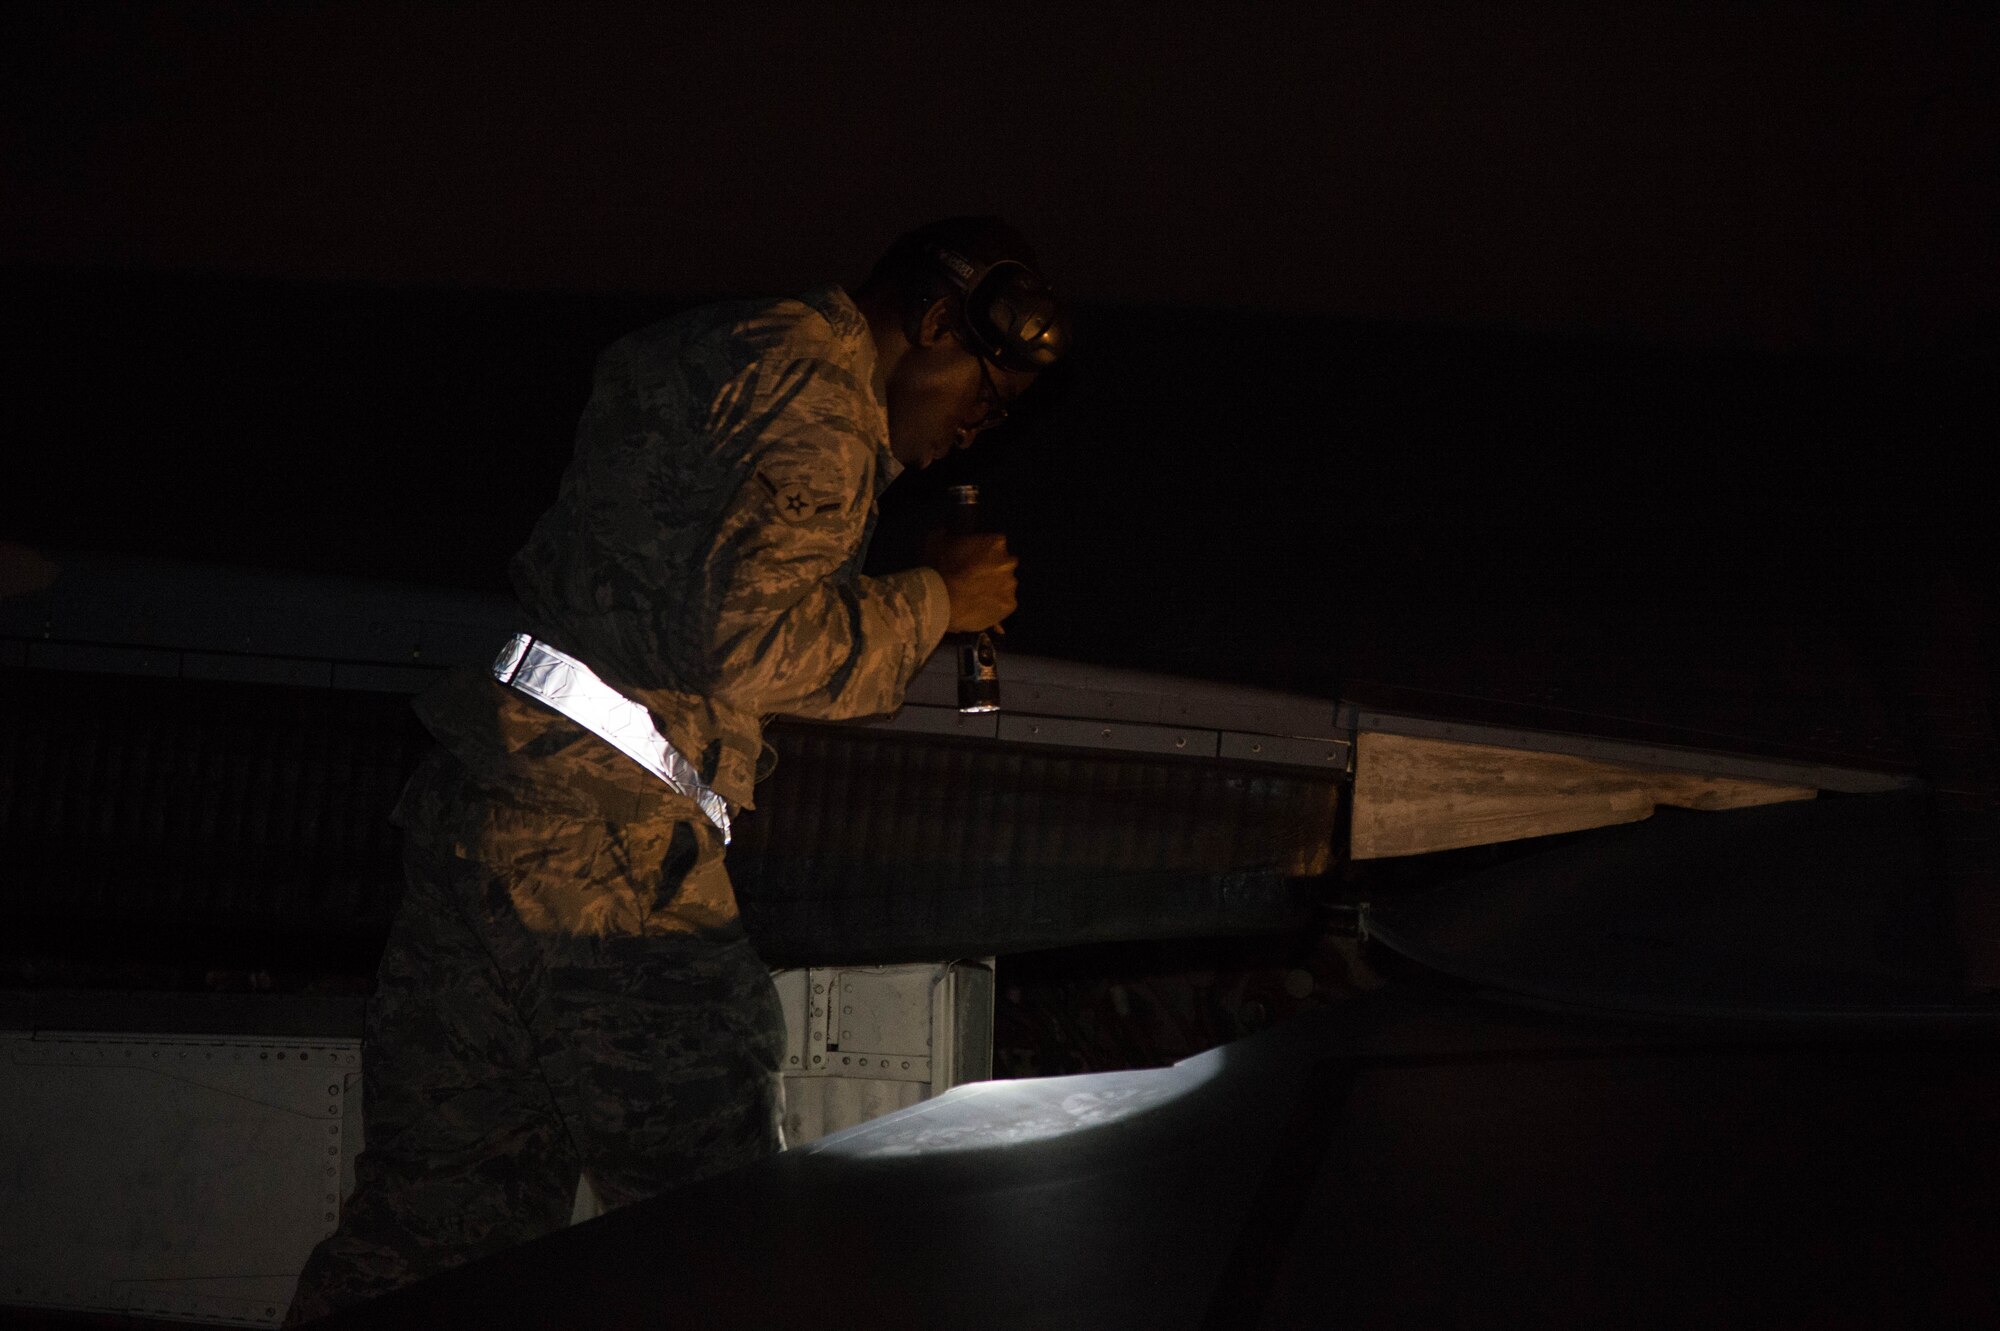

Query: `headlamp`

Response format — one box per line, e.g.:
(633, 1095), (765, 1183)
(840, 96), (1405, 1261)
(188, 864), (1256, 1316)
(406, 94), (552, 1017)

(928, 248), (1072, 375)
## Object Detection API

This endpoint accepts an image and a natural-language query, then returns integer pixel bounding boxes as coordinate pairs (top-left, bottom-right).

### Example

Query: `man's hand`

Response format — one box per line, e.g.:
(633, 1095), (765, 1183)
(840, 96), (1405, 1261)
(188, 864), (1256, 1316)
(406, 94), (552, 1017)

(924, 532), (1018, 634)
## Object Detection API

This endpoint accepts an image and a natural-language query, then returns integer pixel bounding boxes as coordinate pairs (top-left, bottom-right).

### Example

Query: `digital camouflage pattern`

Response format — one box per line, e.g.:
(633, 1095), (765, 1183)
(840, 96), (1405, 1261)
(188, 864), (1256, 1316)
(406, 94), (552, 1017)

(286, 751), (787, 1324)
(422, 284), (950, 815)
(289, 288), (945, 1322)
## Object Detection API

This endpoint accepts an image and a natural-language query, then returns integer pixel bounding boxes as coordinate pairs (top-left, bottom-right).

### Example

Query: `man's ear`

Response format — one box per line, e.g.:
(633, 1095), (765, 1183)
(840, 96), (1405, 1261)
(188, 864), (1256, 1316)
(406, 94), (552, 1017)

(912, 296), (958, 349)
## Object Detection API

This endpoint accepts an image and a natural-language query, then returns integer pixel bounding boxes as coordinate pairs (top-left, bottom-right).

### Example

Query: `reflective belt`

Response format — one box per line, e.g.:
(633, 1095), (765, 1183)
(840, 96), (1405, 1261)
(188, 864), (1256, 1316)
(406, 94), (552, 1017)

(492, 633), (733, 844)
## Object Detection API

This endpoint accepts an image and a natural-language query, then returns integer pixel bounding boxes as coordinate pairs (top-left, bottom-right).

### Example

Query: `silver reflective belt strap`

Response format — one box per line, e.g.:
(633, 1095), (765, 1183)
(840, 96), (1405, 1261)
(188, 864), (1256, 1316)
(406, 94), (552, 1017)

(492, 633), (733, 844)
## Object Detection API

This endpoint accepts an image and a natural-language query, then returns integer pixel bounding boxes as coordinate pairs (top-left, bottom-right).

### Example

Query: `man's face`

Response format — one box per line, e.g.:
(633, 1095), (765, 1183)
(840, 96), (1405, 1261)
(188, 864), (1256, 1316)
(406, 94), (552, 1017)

(885, 311), (1035, 470)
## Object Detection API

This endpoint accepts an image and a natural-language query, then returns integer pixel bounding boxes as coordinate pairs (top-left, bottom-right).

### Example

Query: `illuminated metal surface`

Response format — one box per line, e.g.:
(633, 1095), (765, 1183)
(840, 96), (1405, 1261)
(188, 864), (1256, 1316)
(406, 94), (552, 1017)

(0, 1030), (362, 1327)
(492, 633), (732, 842)
(769, 962), (995, 1146)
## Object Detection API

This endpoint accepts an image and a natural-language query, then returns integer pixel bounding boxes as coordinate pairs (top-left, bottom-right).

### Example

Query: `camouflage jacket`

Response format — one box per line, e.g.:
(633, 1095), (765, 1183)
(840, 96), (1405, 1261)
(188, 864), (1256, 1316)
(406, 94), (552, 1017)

(412, 286), (950, 815)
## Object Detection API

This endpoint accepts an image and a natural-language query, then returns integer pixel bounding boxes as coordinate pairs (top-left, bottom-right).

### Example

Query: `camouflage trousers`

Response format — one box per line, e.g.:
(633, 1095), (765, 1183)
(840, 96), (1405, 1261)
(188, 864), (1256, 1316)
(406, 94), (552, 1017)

(287, 749), (786, 1325)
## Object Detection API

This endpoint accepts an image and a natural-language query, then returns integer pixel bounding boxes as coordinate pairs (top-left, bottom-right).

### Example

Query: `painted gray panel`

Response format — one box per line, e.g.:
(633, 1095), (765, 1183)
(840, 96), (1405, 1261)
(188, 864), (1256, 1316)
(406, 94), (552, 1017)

(829, 965), (936, 1082)
(181, 652), (335, 688)
(782, 1078), (928, 1151)
(852, 704), (1001, 740)
(997, 714), (1219, 759)
(1005, 678), (1172, 725)
(415, 618), (509, 668)
(1158, 690), (1342, 740)
(329, 662), (445, 693)
(775, 961), (992, 1147)
(1218, 731), (1353, 771)
(27, 551), (518, 667)
(0, 965), (988, 1310)
(0, 1032), (361, 1327)
(1353, 709), (1912, 794)
(771, 968), (812, 1077)
(895, 650), (1338, 738)
(26, 642), (180, 677)
(901, 655), (961, 708)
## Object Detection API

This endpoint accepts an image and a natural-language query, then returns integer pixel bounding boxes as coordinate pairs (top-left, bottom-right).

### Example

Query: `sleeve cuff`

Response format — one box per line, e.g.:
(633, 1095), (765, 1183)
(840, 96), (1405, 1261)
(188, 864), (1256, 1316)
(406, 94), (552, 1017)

(891, 565), (952, 661)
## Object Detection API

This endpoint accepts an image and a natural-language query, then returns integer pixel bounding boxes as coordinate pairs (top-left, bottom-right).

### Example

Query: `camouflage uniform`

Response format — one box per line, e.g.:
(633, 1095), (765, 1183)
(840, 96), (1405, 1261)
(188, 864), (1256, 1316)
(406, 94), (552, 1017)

(289, 287), (949, 1323)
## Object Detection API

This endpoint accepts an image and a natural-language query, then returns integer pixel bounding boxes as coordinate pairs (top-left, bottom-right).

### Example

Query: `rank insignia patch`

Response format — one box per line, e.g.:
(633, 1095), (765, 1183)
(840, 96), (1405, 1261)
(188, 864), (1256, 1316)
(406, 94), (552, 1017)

(756, 468), (843, 525)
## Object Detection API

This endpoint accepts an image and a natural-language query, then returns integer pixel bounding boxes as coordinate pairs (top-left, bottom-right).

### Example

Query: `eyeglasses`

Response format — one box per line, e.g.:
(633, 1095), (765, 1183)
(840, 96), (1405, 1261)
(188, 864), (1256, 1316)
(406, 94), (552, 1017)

(969, 356), (1016, 434)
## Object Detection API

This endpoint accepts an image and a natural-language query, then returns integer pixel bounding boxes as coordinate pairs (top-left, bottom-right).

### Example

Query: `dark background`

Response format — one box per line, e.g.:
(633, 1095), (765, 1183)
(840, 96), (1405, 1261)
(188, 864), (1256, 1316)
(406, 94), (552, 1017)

(2, 15), (1998, 1321)
(4, 3), (1994, 347)
(2, 3), (1995, 832)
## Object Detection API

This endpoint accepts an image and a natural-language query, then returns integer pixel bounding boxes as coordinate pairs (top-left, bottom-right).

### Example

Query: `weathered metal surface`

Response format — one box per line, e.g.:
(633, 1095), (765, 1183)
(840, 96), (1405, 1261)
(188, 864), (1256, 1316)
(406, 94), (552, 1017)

(1353, 707), (1911, 795)
(732, 724), (1336, 964)
(3, 961), (988, 1313)
(0, 1031), (362, 1327)
(0, 665), (1333, 971)
(1351, 729), (1819, 859)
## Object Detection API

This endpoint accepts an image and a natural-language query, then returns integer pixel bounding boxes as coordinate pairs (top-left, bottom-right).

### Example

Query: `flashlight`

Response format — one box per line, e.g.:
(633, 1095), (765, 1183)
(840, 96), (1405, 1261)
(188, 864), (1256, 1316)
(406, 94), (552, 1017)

(947, 484), (1001, 714)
